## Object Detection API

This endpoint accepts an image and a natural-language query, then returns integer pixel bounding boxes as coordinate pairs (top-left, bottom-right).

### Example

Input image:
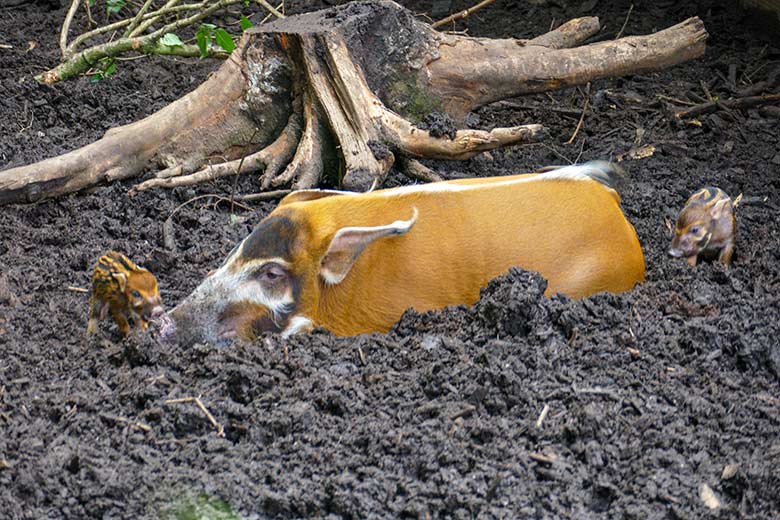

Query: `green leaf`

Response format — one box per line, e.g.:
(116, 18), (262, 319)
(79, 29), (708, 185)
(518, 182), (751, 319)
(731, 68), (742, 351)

(90, 58), (116, 82)
(160, 33), (184, 47)
(106, 0), (125, 15)
(214, 28), (235, 53)
(196, 26), (210, 58)
(240, 15), (253, 31)
(201, 23), (217, 30)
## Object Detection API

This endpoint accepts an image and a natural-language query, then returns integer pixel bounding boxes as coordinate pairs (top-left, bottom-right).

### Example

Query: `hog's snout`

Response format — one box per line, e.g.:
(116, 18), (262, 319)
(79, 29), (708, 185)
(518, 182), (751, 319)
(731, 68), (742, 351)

(157, 313), (178, 342)
(150, 305), (165, 319)
(668, 247), (684, 258)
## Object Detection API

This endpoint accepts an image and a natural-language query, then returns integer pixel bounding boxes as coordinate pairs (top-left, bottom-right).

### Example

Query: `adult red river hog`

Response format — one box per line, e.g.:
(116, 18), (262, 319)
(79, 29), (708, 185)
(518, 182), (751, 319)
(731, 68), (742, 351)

(159, 161), (645, 343)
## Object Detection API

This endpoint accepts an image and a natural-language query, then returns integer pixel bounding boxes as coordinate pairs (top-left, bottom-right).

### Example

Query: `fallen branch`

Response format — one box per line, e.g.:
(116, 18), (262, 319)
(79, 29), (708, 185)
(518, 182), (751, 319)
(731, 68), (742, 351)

(43, 0), (284, 83)
(674, 92), (780, 119)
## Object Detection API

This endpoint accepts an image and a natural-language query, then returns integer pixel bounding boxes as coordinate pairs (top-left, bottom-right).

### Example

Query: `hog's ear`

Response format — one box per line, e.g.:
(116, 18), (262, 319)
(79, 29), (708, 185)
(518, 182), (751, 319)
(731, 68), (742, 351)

(319, 208), (418, 285)
(111, 271), (128, 292)
(710, 198), (731, 219)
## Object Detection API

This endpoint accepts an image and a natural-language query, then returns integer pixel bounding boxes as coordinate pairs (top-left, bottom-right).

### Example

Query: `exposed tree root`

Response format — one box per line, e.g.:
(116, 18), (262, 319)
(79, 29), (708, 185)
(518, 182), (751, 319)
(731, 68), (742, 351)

(131, 108), (301, 192)
(0, 1), (708, 205)
(270, 89), (327, 190)
(398, 157), (444, 183)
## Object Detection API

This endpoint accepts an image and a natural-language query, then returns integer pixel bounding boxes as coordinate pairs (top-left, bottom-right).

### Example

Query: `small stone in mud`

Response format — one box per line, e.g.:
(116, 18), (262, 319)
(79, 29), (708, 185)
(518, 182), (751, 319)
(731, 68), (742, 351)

(698, 483), (721, 510)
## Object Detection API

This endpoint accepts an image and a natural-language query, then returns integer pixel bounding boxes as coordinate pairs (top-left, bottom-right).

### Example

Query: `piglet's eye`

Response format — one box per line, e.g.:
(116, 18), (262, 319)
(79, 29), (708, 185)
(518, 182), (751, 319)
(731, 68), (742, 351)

(690, 226), (700, 234)
(131, 290), (142, 298)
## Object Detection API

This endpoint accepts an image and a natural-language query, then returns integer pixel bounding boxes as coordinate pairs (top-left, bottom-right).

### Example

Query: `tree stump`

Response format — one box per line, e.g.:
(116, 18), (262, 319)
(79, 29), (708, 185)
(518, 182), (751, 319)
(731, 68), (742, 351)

(0, 0), (708, 205)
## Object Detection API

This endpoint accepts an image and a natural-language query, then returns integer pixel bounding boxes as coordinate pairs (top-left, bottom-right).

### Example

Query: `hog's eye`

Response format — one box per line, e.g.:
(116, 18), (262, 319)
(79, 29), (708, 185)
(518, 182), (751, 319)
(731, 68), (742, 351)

(257, 263), (287, 285)
(131, 290), (142, 299)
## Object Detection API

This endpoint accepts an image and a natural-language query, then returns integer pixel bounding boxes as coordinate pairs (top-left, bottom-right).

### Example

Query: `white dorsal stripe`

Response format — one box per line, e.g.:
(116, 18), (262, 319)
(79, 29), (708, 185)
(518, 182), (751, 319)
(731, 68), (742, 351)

(377, 161), (616, 197)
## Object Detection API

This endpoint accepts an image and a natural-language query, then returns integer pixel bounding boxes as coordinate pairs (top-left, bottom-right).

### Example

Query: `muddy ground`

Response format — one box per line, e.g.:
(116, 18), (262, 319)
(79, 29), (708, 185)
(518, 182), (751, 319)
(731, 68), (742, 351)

(1, 0), (779, 518)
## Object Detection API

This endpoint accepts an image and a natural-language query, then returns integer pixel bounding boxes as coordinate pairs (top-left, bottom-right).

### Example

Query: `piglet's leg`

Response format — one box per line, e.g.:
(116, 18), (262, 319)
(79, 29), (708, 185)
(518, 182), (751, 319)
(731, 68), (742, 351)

(718, 242), (734, 268)
(686, 256), (698, 267)
(86, 297), (104, 335)
(109, 304), (131, 337)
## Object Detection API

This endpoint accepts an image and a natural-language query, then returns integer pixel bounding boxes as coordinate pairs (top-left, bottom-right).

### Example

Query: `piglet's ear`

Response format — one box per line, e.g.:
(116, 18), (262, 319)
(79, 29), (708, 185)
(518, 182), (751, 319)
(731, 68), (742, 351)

(111, 271), (128, 292)
(710, 198), (730, 219)
(319, 208), (418, 285)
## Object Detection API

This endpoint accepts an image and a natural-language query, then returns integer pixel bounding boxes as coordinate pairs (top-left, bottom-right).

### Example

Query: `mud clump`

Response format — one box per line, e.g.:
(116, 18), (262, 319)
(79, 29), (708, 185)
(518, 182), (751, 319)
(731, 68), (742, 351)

(416, 111), (458, 139)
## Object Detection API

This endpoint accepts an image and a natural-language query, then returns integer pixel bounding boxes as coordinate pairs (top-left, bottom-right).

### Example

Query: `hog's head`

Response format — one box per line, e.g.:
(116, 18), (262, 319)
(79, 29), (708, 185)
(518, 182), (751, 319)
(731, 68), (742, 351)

(159, 197), (417, 344)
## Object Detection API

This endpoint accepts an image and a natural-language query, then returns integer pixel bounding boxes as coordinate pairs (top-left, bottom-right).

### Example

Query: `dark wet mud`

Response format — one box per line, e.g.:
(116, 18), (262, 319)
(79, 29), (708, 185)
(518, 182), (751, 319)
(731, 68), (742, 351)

(1, 0), (779, 518)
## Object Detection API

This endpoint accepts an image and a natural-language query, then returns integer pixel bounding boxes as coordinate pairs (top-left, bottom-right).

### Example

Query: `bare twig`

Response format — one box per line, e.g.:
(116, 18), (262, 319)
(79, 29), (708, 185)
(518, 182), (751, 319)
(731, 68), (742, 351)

(129, 0), (185, 39)
(60, 0), (81, 57)
(528, 452), (556, 464)
(234, 190), (291, 202)
(83, 0), (94, 27)
(656, 94), (697, 106)
(69, 2), (203, 53)
(615, 4), (634, 40)
(123, 0), (156, 38)
(99, 413), (152, 432)
(674, 93), (780, 119)
(431, 0), (497, 29)
(251, 0), (284, 19)
(535, 403), (550, 428)
(164, 396), (225, 437)
(67, 286), (88, 293)
(700, 80), (714, 102)
(449, 404), (477, 420)
(565, 83), (590, 145)
(260, 1), (284, 24)
(53, 0), (278, 80)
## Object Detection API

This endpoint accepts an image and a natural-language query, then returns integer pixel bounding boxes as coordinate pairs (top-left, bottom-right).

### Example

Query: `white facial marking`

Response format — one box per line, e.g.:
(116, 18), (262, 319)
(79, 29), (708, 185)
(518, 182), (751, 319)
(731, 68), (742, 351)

(201, 255), (294, 323)
(281, 315), (314, 338)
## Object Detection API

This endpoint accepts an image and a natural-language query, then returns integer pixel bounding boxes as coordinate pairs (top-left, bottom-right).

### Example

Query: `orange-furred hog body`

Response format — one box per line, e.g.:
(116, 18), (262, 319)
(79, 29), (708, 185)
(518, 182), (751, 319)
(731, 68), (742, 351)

(161, 162), (645, 342)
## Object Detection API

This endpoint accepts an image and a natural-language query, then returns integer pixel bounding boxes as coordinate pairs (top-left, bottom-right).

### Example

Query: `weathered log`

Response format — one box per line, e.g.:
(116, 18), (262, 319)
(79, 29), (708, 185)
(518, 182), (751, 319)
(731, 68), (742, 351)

(0, 0), (708, 205)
